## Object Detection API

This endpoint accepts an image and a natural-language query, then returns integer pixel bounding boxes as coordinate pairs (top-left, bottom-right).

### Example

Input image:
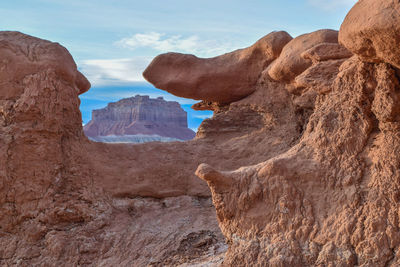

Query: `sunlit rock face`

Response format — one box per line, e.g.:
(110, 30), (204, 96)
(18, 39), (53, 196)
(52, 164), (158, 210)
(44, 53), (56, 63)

(83, 95), (196, 141)
(4, 0), (400, 265)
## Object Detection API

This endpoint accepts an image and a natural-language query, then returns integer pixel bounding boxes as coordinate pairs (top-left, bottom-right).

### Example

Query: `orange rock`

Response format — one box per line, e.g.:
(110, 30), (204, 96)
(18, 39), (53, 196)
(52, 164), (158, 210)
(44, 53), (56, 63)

(301, 42), (352, 63)
(267, 29), (338, 82)
(143, 31), (292, 103)
(339, 0), (400, 68)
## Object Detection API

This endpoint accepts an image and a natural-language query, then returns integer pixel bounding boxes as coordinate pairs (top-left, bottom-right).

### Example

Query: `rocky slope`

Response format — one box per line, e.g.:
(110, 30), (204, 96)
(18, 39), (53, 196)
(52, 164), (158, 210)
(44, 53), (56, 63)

(84, 95), (195, 141)
(2, 0), (400, 266)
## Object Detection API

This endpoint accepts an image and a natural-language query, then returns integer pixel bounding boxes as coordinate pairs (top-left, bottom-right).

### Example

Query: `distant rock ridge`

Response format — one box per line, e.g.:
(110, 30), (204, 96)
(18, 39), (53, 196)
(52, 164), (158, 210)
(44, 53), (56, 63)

(83, 95), (196, 141)
(88, 134), (183, 143)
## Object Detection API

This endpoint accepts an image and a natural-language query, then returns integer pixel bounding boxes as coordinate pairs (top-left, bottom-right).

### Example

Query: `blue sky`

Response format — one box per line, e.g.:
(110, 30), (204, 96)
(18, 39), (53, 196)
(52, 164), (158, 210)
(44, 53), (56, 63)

(2, 0), (356, 130)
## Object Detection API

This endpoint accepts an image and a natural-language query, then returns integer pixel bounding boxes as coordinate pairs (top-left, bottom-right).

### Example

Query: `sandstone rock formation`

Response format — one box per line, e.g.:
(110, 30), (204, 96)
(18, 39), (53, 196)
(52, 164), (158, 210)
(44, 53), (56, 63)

(83, 95), (195, 141)
(267, 29), (339, 82)
(1, 31), (299, 265)
(339, 0), (400, 69)
(143, 31), (292, 104)
(4, 0), (400, 265)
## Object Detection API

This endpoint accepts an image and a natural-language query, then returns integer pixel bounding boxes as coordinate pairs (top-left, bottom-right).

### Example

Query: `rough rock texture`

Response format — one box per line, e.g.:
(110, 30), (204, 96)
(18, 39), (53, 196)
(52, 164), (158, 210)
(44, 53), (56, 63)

(193, 2), (400, 265)
(339, 0), (400, 69)
(301, 42), (352, 63)
(83, 95), (195, 141)
(143, 31), (292, 104)
(0, 31), (303, 266)
(267, 29), (339, 82)
(4, 0), (400, 265)
(0, 31), (225, 266)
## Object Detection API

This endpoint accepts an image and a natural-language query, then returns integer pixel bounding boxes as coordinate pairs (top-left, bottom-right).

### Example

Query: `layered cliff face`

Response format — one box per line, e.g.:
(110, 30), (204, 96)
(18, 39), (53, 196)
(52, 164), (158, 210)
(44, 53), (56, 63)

(84, 95), (195, 141)
(3, 0), (400, 265)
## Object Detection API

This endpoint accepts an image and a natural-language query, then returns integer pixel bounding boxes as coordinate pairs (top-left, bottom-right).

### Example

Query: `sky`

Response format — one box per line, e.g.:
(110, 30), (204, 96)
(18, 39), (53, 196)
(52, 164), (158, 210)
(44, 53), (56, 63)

(2, 0), (357, 131)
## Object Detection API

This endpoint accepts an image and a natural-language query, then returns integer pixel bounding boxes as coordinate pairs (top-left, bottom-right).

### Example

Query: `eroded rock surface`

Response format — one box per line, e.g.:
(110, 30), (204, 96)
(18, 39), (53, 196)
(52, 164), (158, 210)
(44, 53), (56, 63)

(0, 31), (304, 266)
(339, 0), (400, 68)
(3, 0), (400, 265)
(143, 31), (292, 104)
(0, 31), (226, 266)
(267, 29), (338, 82)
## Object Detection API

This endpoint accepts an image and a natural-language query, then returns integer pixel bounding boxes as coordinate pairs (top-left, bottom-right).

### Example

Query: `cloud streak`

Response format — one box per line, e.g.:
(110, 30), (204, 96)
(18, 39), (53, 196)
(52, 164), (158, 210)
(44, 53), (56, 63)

(79, 57), (151, 86)
(116, 32), (237, 57)
(194, 114), (212, 119)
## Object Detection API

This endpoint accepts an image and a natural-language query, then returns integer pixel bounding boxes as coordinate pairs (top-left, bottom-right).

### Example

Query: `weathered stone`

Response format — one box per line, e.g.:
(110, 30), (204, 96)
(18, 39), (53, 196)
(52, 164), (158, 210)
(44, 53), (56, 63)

(143, 31), (292, 103)
(268, 29), (338, 82)
(339, 0), (400, 68)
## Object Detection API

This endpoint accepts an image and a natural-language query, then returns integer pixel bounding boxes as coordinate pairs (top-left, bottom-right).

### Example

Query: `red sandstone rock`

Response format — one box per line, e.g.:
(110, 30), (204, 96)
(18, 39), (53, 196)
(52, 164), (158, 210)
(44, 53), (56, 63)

(83, 95), (195, 141)
(1, 31), (301, 265)
(4, 0), (400, 265)
(143, 31), (292, 104)
(301, 42), (352, 63)
(294, 59), (347, 94)
(198, 57), (400, 266)
(267, 29), (338, 82)
(339, 0), (400, 68)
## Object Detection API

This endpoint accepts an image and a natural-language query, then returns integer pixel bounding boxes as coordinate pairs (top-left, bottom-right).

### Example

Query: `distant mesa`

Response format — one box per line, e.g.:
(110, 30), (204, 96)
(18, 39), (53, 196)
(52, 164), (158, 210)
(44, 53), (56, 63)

(83, 95), (196, 142)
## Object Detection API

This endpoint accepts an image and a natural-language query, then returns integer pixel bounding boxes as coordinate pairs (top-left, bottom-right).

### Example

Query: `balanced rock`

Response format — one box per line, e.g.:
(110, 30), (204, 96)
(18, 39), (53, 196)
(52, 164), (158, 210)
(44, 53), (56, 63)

(143, 31), (292, 104)
(268, 29), (338, 82)
(84, 95), (195, 140)
(339, 0), (400, 68)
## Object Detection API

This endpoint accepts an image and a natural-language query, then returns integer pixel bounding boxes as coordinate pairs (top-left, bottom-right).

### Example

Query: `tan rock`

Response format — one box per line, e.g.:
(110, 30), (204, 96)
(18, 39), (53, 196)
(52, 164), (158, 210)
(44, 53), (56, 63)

(0, 31), (90, 99)
(339, 0), (400, 68)
(143, 31), (292, 103)
(294, 59), (347, 94)
(0, 31), (303, 266)
(197, 56), (400, 266)
(268, 29), (338, 82)
(301, 42), (352, 63)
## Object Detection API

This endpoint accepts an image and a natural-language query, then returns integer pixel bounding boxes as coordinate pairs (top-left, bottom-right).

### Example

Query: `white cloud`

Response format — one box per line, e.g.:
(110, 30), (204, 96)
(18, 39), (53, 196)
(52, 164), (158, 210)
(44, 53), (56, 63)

(78, 33), (241, 87)
(194, 114), (212, 119)
(79, 57), (151, 86)
(307, 0), (357, 10)
(116, 32), (237, 57)
(80, 89), (197, 105)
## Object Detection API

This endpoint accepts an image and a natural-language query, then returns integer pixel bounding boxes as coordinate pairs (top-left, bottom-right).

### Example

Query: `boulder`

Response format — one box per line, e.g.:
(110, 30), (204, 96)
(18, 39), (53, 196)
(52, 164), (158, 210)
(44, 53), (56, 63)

(143, 31), (292, 104)
(339, 0), (400, 68)
(267, 29), (338, 82)
(301, 42), (352, 63)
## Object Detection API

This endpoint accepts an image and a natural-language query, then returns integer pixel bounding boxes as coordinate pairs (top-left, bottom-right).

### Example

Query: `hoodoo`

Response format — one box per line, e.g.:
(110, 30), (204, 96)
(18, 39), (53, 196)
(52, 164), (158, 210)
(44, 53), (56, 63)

(3, 0), (400, 265)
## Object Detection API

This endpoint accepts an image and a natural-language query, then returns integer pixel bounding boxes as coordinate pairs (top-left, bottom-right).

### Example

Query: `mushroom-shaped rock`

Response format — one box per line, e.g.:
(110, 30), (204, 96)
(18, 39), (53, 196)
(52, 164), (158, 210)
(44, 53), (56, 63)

(267, 29), (338, 82)
(339, 0), (400, 68)
(143, 31), (292, 104)
(0, 31), (90, 100)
